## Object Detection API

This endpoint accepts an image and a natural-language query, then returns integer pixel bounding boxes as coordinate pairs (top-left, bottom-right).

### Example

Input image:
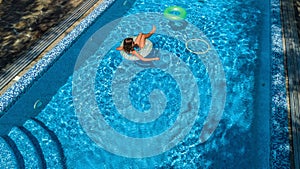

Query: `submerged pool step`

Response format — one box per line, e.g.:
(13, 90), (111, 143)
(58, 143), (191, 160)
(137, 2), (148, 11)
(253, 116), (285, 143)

(0, 137), (19, 169)
(8, 127), (42, 168)
(23, 118), (67, 169)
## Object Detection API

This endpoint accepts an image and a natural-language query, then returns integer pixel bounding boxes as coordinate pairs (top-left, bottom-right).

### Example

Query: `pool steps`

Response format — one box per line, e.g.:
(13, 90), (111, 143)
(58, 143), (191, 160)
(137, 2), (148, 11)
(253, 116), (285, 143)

(11, 126), (47, 168)
(31, 118), (68, 169)
(0, 118), (66, 168)
(23, 119), (66, 169)
(8, 127), (41, 168)
(0, 137), (19, 169)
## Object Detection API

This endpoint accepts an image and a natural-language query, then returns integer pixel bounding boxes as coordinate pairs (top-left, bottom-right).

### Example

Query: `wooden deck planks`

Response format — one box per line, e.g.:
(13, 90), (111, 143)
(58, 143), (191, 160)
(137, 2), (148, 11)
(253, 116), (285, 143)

(281, 0), (300, 168)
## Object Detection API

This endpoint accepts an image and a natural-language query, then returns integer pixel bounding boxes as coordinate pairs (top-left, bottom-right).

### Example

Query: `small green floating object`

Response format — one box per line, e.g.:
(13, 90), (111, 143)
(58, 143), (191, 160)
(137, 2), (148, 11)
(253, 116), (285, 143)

(164, 6), (187, 21)
(34, 99), (43, 109)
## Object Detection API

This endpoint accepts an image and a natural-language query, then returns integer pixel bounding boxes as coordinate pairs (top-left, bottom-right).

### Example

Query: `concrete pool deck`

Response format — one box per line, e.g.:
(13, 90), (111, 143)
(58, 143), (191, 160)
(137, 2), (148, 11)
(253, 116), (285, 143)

(281, 0), (300, 168)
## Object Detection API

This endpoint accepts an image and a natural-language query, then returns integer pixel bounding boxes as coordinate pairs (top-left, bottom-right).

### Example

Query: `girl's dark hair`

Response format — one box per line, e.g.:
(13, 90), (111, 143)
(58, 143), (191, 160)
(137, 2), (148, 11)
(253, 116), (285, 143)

(123, 38), (134, 53)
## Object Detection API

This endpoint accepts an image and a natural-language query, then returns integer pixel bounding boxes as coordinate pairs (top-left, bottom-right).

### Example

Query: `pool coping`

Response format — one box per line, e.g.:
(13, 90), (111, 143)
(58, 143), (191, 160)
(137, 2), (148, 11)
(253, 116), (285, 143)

(280, 0), (300, 168)
(0, 0), (292, 168)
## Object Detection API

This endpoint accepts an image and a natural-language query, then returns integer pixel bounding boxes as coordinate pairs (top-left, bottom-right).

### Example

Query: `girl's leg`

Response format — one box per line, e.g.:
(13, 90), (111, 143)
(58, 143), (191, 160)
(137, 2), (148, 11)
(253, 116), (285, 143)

(134, 33), (143, 45)
(135, 26), (156, 48)
(143, 25), (156, 38)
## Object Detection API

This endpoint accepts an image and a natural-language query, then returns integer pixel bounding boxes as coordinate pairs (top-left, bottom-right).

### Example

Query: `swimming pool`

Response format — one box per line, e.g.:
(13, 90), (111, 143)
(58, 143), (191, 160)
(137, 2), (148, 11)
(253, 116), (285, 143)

(0, 0), (290, 168)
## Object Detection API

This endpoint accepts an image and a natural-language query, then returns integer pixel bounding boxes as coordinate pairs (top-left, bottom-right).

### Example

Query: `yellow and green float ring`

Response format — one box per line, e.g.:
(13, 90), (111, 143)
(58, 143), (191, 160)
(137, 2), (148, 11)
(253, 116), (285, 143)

(164, 6), (187, 21)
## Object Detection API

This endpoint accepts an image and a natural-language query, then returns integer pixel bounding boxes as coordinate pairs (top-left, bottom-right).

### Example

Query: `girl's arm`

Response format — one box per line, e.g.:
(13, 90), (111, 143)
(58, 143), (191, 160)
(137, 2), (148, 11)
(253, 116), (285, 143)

(132, 51), (159, 62)
(116, 46), (123, 51)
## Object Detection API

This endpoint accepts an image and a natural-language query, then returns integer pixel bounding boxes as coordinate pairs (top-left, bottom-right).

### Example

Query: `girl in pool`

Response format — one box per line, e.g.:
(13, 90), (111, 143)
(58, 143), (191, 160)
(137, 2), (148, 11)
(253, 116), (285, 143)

(116, 25), (160, 61)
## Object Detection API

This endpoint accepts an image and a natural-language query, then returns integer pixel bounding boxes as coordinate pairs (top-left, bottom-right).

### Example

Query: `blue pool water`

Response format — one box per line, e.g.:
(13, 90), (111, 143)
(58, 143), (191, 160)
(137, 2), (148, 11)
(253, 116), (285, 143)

(0, 0), (290, 168)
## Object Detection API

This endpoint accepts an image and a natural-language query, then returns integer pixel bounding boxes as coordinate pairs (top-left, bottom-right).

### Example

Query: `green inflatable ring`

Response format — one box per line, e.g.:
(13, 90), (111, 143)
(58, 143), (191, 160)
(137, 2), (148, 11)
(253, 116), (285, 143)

(164, 6), (187, 21)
